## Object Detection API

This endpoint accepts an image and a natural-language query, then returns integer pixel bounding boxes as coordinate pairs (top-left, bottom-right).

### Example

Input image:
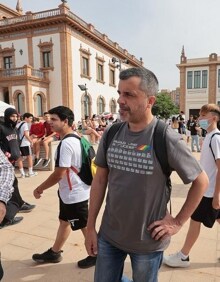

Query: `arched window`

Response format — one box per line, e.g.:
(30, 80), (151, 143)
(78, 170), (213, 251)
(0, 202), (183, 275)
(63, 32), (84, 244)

(110, 99), (117, 113)
(17, 93), (24, 114)
(36, 94), (43, 117)
(97, 96), (105, 114)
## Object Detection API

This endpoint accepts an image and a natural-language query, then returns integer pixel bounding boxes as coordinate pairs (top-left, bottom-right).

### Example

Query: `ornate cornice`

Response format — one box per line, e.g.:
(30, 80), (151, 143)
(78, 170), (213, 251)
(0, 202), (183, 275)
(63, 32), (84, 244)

(0, 7), (142, 67)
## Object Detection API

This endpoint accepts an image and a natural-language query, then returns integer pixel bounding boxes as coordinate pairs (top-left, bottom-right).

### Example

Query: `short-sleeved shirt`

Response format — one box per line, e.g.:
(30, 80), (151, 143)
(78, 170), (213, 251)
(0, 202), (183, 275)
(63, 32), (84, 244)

(200, 128), (220, 198)
(55, 135), (90, 204)
(44, 121), (59, 139)
(95, 117), (202, 254)
(187, 121), (198, 135)
(30, 122), (45, 138)
(16, 122), (30, 147)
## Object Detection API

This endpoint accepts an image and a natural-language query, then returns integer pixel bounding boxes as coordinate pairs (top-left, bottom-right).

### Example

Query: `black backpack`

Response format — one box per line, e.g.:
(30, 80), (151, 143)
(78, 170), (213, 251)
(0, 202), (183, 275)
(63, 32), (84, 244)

(104, 119), (172, 211)
(56, 133), (96, 187)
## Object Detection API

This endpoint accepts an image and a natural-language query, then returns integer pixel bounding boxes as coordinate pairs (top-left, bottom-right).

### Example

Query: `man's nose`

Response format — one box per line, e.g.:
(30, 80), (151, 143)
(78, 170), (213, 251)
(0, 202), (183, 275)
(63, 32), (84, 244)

(117, 95), (125, 105)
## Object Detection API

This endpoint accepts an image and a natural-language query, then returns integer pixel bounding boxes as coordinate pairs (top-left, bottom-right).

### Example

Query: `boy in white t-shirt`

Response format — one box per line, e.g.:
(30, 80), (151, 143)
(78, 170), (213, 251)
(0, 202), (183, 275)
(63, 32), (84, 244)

(164, 103), (220, 267)
(32, 106), (96, 269)
(16, 113), (37, 178)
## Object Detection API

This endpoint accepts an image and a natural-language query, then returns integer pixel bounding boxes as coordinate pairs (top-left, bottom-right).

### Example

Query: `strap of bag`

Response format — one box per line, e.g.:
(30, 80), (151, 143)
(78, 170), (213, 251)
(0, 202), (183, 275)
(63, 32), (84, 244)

(153, 119), (171, 177)
(209, 132), (220, 161)
(17, 122), (25, 145)
(60, 133), (81, 190)
(104, 122), (124, 152)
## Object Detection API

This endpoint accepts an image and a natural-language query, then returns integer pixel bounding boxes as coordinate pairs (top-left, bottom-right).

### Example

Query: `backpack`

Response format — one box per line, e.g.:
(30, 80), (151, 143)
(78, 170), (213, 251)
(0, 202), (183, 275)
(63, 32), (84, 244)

(57, 133), (96, 188)
(16, 122), (25, 146)
(209, 132), (220, 160)
(104, 119), (173, 212)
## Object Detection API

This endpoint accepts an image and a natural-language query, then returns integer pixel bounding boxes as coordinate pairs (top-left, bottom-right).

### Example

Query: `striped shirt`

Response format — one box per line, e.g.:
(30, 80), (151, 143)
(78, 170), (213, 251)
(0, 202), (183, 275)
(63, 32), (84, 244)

(0, 149), (14, 204)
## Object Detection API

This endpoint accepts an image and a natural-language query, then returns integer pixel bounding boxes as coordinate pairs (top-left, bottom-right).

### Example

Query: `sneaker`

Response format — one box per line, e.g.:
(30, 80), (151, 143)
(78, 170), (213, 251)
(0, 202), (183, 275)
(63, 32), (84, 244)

(19, 202), (36, 213)
(42, 159), (50, 168)
(77, 256), (97, 269)
(0, 216), (23, 229)
(19, 174), (26, 178)
(32, 248), (63, 263)
(33, 158), (42, 167)
(26, 171), (38, 177)
(163, 252), (190, 268)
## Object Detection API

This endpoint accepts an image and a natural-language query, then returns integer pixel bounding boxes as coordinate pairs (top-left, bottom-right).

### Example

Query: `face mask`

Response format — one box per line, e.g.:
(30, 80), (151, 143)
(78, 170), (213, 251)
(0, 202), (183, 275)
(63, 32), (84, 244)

(199, 119), (209, 130)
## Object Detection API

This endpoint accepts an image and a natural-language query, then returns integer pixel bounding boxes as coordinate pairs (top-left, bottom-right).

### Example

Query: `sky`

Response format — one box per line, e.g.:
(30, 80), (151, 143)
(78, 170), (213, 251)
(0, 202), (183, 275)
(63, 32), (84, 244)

(2, 0), (220, 90)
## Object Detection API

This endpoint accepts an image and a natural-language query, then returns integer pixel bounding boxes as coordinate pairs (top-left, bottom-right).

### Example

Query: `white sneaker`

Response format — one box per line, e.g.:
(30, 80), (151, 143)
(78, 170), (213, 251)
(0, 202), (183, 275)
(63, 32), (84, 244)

(19, 174), (25, 178)
(26, 172), (38, 177)
(163, 252), (190, 268)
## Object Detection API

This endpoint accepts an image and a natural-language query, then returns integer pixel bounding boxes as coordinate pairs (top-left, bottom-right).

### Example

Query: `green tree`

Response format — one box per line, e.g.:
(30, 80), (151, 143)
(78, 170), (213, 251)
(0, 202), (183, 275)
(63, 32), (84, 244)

(152, 92), (179, 119)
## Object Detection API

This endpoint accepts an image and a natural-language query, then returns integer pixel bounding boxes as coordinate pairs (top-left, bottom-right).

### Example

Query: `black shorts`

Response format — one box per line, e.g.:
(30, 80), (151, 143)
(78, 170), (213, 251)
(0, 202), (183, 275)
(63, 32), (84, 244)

(191, 196), (220, 228)
(20, 146), (32, 156)
(58, 193), (88, 231)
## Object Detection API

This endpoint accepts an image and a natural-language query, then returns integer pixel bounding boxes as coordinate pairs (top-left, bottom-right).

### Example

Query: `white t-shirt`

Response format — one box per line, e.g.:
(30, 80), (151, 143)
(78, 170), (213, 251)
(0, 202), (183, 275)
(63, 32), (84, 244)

(16, 122), (31, 147)
(55, 134), (90, 204)
(200, 128), (220, 197)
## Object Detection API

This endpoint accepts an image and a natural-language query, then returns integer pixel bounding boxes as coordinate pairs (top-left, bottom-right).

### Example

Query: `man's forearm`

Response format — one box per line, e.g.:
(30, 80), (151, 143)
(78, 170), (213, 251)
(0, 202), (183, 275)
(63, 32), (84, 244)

(36, 171), (62, 192)
(175, 170), (208, 226)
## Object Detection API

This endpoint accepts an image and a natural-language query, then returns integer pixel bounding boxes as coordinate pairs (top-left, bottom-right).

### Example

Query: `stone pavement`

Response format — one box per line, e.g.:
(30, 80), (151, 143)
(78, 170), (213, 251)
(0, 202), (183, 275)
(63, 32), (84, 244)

(1, 152), (220, 282)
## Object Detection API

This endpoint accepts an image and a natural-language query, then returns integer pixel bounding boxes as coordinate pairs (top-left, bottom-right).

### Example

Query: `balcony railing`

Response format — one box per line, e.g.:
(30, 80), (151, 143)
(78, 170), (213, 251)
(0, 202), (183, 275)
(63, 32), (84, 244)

(0, 66), (48, 80)
(0, 6), (141, 65)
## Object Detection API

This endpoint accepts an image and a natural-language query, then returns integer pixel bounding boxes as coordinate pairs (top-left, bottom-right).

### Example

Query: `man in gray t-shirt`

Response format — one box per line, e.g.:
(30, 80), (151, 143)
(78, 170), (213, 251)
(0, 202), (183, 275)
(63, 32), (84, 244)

(85, 67), (208, 282)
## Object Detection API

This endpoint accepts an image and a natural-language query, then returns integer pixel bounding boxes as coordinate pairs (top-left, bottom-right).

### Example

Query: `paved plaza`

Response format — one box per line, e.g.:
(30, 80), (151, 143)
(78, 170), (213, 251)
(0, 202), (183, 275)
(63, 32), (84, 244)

(1, 152), (220, 281)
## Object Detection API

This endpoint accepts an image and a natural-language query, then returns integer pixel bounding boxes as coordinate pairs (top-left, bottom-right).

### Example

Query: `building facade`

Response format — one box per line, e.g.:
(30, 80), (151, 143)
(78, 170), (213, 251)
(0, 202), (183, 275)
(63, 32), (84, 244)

(177, 47), (220, 119)
(0, 1), (143, 121)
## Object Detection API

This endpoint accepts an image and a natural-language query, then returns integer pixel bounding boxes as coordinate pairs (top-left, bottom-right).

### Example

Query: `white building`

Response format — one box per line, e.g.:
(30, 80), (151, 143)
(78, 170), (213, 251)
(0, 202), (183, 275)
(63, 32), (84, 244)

(0, 1), (143, 121)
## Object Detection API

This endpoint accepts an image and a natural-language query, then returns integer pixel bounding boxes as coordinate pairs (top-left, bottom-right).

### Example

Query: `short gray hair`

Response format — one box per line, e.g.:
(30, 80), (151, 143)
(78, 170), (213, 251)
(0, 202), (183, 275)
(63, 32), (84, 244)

(119, 67), (159, 96)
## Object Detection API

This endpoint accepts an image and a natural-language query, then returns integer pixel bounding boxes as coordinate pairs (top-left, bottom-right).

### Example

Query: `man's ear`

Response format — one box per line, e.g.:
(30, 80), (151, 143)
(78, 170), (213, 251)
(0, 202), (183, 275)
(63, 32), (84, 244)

(148, 96), (156, 107)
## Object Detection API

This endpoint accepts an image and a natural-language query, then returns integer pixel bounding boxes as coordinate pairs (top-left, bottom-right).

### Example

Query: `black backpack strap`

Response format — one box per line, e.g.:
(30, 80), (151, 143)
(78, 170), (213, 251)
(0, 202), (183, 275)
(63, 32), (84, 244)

(55, 133), (78, 167)
(154, 119), (172, 213)
(104, 122), (125, 153)
(153, 119), (171, 177)
(17, 121), (25, 131)
(209, 132), (220, 161)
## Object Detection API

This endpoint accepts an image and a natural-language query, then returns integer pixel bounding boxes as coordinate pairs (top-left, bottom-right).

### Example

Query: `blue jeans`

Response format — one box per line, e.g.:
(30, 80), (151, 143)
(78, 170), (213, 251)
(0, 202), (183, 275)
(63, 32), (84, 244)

(191, 135), (200, 152)
(94, 235), (163, 282)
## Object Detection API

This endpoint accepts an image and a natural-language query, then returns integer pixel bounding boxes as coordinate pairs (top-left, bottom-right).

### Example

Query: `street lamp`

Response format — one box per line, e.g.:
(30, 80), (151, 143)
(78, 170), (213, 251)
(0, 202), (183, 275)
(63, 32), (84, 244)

(78, 84), (87, 92)
(111, 57), (129, 70)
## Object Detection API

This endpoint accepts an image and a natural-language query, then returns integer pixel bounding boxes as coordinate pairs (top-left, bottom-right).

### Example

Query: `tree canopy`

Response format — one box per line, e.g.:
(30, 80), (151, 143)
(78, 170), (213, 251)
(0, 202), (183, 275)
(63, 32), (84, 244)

(152, 92), (179, 119)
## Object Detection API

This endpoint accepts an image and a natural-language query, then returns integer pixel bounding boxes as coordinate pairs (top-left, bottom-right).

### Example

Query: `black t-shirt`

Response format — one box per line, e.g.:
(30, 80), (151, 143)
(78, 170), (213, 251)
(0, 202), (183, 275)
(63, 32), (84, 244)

(187, 121), (198, 135)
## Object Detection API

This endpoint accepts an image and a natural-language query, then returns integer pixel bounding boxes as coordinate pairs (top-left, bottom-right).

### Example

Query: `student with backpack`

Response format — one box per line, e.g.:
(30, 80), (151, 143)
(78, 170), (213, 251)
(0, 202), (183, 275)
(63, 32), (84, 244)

(16, 113), (38, 178)
(32, 106), (96, 269)
(85, 67), (208, 282)
(164, 103), (220, 268)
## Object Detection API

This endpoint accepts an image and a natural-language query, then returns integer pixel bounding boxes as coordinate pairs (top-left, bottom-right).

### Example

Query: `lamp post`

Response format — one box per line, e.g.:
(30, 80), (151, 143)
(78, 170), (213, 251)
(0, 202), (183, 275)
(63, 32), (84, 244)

(78, 84), (89, 117)
(78, 83), (87, 92)
(111, 57), (129, 71)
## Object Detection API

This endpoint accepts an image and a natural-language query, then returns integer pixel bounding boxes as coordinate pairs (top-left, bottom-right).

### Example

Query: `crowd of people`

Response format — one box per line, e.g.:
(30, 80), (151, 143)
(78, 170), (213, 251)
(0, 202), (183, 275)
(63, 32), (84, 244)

(170, 112), (208, 152)
(0, 66), (220, 282)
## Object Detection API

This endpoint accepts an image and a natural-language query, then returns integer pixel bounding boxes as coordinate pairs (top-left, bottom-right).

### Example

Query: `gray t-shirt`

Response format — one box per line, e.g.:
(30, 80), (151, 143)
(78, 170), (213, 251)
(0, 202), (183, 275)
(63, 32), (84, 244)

(95, 117), (202, 254)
